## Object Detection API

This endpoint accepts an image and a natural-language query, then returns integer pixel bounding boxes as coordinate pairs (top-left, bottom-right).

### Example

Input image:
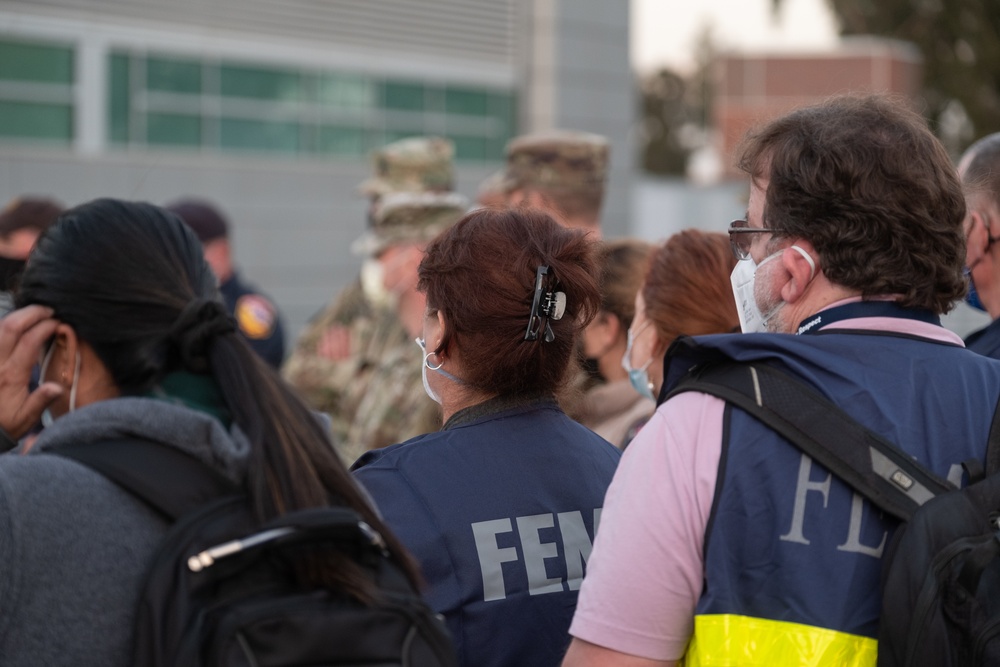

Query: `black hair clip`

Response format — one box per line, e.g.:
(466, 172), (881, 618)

(524, 265), (567, 343)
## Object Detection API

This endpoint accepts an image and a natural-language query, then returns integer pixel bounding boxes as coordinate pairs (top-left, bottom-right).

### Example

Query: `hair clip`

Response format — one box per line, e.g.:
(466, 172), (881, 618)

(524, 265), (567, 343)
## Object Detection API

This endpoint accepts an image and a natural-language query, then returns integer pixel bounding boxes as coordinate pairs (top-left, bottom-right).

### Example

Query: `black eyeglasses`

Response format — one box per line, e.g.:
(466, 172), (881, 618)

(728, 219), (777, 260)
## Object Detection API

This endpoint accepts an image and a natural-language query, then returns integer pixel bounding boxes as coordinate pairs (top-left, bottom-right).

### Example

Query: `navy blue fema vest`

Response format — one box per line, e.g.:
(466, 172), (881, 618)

(662, 327), (1000, 653)
(352, 398), (620, 667)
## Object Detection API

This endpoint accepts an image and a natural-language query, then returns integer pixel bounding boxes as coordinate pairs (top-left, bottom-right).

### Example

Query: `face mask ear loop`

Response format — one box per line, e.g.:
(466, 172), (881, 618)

(790, 245), (817, 282)
(69, 351), (81, 412)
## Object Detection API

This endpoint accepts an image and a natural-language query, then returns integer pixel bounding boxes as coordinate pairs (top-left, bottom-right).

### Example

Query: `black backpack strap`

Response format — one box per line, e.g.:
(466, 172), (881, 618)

(666, 361), (954, 522)
(51, 439), (240, 521)
(985, 395), (1000, 476)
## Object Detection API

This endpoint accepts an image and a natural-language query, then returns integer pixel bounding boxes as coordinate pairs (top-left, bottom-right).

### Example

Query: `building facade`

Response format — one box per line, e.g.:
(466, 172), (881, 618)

(0, 0), (632, 339)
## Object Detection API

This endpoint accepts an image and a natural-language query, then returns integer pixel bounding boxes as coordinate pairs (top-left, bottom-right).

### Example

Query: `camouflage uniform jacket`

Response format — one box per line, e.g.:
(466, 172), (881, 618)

(339, 335), (442, 466)
(282, 280), (405, 431)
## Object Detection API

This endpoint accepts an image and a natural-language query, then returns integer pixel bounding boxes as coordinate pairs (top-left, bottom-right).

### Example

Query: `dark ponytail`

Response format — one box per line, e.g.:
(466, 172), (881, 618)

(16, 198), (419, 595)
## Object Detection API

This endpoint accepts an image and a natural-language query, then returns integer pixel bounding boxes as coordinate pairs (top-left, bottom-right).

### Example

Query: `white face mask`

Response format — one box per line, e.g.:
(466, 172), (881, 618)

(360, 258), (394, 309)
(38, 341), (81, 428)
(730, 245), (816, 333)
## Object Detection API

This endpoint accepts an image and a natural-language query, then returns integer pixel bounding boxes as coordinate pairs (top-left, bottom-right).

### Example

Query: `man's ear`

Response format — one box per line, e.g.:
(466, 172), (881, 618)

(780, 241), (819, 304)
(966, 210), (989, 267)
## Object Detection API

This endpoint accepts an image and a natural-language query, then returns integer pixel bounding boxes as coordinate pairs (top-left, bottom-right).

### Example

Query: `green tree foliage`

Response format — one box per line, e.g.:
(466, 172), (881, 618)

(804, 0), (1000, 148)
(639, 68), (690, 175)
(638, 27), (715, 176)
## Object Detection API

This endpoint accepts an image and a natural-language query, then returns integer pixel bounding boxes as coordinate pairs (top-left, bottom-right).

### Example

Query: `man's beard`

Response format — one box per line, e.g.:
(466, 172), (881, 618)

(753, 260), (789, 333)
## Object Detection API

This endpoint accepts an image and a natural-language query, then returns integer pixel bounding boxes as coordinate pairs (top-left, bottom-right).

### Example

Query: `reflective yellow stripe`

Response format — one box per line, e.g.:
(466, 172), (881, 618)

(683, 614), (877, 667)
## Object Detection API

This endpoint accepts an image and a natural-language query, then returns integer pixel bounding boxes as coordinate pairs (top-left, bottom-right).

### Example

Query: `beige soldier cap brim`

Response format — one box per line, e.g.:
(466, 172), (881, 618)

(357, 136), (455, 197)
(351, 191), (469, 256)
(501, 129), (610, 192)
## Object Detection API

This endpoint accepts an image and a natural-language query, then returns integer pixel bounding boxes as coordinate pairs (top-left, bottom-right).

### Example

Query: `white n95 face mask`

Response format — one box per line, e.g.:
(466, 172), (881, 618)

(360, 258), (393, 309)
(730, 245), (816, 334)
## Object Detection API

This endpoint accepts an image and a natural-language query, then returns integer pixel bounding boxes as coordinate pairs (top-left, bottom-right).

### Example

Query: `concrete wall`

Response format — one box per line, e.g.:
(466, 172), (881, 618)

(519, 0), (634, 238)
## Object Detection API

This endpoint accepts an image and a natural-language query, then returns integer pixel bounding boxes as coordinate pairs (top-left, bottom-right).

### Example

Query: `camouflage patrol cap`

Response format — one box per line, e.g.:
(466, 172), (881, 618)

(352, 191), (468, 256)
(357, 136), (455, 197)
(502, 130), (609, 193)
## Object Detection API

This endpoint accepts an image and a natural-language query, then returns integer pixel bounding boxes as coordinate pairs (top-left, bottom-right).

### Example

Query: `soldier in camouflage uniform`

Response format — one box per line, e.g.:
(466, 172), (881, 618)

(488, 130), (612, 420)
(282, 137), (455, 451)
(340, 191), (468, 464)
(494, 130), (610, 238)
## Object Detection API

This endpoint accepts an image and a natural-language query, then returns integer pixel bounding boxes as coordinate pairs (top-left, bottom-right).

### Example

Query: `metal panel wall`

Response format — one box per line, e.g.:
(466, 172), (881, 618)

(11, 0), (515, 66)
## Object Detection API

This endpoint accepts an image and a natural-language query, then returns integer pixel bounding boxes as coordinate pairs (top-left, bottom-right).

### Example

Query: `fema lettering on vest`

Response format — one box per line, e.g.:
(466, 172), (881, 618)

(471, 509), (602, 602)
(779, 453), (966, 557)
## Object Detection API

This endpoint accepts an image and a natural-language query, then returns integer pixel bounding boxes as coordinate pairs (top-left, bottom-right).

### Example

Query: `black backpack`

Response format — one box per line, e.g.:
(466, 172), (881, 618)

(667, 357), (1000, 667)
(54, 438), (458, 667)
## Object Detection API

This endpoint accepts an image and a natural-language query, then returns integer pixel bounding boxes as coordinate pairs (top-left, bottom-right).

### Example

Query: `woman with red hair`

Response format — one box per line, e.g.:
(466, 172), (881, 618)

(623, 230), (740, 401)
(352, 207), (621, 667)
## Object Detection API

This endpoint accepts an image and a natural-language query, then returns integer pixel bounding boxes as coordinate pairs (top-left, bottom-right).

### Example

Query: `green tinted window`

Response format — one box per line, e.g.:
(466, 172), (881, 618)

(485, 137), (506, 161)
(220, 118), (298, 152)
(445, 87), (488, 116)
(108, 53), (130, 144)
(147, 57), (201, 94)
(319, 74), (373, 109)
(451, 135), (487, 161)
(490, 92), (516, 133)
(221, 65), (300, 101)
(319, 125), (366, 155)
(0, 101), (72, 141)
(383, 82), (424, 111)
(0, 39), (73, 84)
(147, 113), (200, 146)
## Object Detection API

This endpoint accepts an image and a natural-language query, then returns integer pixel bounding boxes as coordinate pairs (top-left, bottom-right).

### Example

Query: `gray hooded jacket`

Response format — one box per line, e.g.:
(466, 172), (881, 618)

(0, 397), (250, 666)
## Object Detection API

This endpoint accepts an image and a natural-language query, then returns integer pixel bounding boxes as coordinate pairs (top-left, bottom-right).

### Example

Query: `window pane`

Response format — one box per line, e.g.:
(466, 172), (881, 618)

(490, 92), (517, 135)
(147, 113), (200, 146)
(147, 57), (201, 94)
(383, 82), (424, 111)
(220, 118), (298, 152)
(108, 53), (130, 144)
(0, 39), (73, 84)
(451, 135), (487, 161)
(220, 65), (300, 101)
(485, 137), (506, 161)
(319, 73), (373, 109)
(0, 101), (72, 140)
(445, 87), (488, 116)
(319, 125), (366, 155)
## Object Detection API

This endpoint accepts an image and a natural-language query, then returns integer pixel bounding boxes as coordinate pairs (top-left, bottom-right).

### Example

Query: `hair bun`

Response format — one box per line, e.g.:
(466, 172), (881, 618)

(170, 298), (234, 373)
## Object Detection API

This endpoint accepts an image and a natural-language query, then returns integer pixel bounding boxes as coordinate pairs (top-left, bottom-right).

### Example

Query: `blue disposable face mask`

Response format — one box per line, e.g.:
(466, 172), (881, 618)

(964, 267), (987, 312)
(415, 338), (465, 404)
(621, 324), (655, 401)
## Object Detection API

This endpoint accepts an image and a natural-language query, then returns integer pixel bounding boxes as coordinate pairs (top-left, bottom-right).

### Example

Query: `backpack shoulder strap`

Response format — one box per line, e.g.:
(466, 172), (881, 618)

(665, 361), (954, 522)
(51, 438), (240, 521)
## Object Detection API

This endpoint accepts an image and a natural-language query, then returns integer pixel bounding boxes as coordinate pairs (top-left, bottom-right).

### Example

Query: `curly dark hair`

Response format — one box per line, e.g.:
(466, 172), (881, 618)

(737, 94), (967, 314)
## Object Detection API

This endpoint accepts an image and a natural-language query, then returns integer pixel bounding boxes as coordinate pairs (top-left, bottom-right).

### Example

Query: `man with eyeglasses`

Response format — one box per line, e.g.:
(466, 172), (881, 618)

(960, 133), (1000, 359)
(562, 95), (1000, 667)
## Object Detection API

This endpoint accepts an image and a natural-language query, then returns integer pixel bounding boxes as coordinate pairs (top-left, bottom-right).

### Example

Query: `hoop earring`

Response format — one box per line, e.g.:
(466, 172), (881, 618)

(424, 351), (444, 371)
